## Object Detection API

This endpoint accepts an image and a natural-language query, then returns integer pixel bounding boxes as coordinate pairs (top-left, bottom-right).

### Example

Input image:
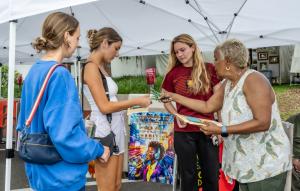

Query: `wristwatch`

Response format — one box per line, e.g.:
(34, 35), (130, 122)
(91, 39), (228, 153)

(221, 125), (229, 137)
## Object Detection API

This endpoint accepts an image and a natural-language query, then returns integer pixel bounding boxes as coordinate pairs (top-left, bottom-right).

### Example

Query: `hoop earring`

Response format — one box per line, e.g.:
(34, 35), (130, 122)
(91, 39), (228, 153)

(225, 66), (230, 71)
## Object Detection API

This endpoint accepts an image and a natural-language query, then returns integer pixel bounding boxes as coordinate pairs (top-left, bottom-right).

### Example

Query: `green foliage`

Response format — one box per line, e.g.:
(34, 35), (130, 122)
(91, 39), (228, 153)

(1, 65), (22, 98)
(115, 75), (295, 95)
(115, 75), (300, 120)
(114, 75), (164, 94)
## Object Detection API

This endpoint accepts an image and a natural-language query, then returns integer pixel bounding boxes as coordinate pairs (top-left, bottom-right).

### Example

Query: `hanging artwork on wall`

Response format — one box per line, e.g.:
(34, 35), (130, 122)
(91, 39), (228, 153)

(258, 52), (268, 60)
(260, 62), (268, 70)
(269, 56), (279, 64)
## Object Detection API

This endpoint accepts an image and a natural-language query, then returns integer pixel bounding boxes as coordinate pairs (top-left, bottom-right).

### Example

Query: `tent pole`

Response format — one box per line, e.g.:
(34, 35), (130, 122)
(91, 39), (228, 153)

(186, 1), (220, 43)
(5, 19), (17, 191)
(0, 66), (2, 98)
(74, 60), (78, 86)
(172, 154), (178, 191)
(76, 46), (81, 95)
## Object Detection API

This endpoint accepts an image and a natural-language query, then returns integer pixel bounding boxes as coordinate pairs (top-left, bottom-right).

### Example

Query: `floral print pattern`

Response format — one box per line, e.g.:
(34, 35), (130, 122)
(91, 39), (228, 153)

(221, 70), (292, 183)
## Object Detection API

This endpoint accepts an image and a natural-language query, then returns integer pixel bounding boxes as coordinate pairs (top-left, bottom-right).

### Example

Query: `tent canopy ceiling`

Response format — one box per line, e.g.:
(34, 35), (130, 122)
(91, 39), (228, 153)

(0, 0), (97, 24)
(0, 0), (300, 64)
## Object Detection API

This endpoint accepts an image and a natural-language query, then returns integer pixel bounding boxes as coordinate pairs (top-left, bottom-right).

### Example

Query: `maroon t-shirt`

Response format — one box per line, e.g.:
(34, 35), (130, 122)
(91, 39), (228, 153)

(162, 63), (220, 132)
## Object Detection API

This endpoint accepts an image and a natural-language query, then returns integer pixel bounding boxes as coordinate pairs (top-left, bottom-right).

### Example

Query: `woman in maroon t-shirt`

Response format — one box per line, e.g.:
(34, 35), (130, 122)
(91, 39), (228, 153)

(162, 34), (220, 191)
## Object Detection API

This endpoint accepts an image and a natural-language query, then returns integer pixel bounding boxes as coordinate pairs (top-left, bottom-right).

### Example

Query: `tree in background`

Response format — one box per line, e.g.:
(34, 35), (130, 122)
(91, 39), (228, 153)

(0, 65), (22, 98)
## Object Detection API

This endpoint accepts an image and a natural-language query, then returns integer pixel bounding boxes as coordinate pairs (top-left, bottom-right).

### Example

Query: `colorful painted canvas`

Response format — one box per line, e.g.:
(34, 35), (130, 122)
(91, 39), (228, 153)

(128, 112), (175, 184)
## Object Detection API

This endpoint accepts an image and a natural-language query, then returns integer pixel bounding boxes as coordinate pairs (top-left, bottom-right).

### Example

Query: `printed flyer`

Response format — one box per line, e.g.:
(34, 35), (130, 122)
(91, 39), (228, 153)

(128, 112), (175, 184)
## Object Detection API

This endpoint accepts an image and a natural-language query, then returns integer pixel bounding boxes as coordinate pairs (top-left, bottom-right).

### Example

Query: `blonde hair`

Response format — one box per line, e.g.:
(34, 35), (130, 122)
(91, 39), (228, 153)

(32, 12), (79, 53)
(166, 34), (210, 94)
(216, 39), (249, 69)
(87, 27), (122, 52)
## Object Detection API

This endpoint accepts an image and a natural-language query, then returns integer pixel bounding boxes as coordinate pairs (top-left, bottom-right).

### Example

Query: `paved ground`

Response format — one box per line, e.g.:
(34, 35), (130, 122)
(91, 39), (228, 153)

(0, 143), (177, 191)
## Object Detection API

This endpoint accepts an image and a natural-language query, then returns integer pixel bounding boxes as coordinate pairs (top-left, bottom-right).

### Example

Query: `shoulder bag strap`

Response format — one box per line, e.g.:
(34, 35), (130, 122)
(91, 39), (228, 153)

(99, 69), (112, 124)
(81, 62), (87, 112)
(25, 64), (63, 127)
(81, 63), (112, 125)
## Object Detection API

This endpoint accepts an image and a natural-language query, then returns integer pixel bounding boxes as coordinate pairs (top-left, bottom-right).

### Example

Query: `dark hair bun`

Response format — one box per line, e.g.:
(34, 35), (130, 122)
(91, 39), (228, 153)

(32, 37), (48, 53)
(87, 29), (97, 42)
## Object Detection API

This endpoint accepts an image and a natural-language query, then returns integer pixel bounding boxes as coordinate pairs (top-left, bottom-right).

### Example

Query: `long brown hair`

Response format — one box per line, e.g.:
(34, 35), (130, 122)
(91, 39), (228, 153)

(32, 12), (79, 52)
(166, 34), (210, 94)
(87, 27), (122, 52)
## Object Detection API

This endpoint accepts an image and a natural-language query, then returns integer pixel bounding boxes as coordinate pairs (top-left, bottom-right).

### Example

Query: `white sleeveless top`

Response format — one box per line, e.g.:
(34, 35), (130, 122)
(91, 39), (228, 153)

(83, 76), (125, 138)
(221, 69), (291, 183)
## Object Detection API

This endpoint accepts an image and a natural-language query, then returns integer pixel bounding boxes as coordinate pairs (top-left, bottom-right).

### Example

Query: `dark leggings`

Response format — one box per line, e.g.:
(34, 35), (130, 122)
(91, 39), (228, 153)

(174, 132), (219, 191)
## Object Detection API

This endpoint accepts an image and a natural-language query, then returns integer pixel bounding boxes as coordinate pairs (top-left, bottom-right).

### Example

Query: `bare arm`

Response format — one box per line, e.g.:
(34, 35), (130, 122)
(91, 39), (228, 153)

(213, 82), (222, 121)
(163, 102), (178, 115)
(84, 63), (150, 114)
(227, 72), (274, 133)
(168, 82), (225, 114)
(161, 89), (177, 115)
(162, 89), (187, 128)
(201, 72), (275, 135)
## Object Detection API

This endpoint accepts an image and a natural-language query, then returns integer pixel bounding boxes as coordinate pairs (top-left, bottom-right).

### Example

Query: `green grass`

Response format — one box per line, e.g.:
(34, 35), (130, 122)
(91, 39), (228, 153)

(115, 76), (298, 94)
(272, 84), (300, 94)
(114, 75), (164, 94)
(115, 76), (300, 120)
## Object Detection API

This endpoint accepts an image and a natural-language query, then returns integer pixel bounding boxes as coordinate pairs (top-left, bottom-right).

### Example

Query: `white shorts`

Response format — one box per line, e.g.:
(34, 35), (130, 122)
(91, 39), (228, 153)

(90, 111), (126, 155)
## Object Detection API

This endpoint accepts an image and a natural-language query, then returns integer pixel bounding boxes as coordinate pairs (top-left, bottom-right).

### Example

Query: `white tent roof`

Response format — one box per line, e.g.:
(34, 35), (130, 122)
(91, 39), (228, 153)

(0, 0), (97, 24)
(1, 0), (300, 64)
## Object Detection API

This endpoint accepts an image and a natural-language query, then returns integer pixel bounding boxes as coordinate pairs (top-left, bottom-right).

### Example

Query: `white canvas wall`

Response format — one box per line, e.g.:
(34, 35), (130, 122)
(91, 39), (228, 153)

(280, 45), (295, 83)
(291, 44), (300, 73)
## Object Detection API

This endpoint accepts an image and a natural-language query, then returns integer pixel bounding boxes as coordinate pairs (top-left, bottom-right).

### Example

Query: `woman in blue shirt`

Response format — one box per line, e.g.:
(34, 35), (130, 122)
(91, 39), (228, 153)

(16, 12), (110, 191)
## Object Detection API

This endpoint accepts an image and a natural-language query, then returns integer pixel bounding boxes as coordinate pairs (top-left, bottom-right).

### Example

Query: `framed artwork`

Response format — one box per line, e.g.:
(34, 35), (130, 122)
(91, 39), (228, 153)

(269, 56), (279, 64)
(258, 52), (268, 60)
(260, 62), (267, 70)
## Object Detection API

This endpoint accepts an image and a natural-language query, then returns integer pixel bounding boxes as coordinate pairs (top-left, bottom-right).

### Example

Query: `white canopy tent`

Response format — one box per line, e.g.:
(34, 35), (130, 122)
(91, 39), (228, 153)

(1, 0), (300, 64)
(1, 0), (300, 190)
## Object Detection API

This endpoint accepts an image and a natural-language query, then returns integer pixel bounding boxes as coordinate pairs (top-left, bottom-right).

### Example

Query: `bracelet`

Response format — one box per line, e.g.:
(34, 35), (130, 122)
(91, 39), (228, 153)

(221, 125), (228, 137)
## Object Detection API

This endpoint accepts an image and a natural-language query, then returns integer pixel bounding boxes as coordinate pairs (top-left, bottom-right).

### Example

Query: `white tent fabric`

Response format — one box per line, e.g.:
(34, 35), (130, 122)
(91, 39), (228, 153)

(111, 56), (146, 77)
(291, 44), (300, 73)
(280, 45), (294, 83)
(1, 0), (300, 65)
(0, 0), (97, 24)
(156, 54), (168, 76)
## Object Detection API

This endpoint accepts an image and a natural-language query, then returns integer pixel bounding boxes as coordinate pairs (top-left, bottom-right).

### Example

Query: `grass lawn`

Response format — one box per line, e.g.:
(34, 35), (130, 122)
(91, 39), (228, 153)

(115, 76), (300, 120)
(115, 76), (164, 94)
(273, 84), (300, 120)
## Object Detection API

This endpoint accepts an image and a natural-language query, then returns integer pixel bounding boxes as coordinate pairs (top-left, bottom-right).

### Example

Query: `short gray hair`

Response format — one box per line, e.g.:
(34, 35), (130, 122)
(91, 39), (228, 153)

(215, 39), (249, 69)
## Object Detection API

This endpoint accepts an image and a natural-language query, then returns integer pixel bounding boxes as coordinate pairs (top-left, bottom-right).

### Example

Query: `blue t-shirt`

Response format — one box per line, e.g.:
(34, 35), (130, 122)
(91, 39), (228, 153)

(17, 60), (104, 191)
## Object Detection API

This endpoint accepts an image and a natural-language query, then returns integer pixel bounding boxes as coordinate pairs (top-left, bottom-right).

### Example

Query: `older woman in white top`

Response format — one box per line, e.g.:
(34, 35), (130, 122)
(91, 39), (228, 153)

(163, 39), (291, 191)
